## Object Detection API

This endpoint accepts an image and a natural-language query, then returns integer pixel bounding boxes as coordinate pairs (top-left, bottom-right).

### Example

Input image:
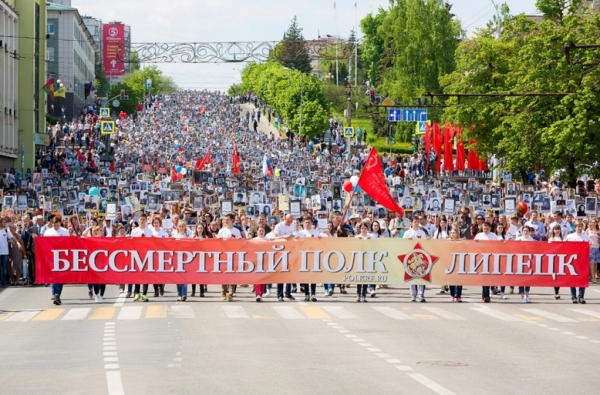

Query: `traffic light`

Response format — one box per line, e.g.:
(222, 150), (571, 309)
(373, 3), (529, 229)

(120, 90), (125, 100)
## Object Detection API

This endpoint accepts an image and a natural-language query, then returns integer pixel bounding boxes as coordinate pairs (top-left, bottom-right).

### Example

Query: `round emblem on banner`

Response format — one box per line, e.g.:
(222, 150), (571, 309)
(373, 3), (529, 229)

(109, 27), (118, 37)
(398, 242), (438, 282)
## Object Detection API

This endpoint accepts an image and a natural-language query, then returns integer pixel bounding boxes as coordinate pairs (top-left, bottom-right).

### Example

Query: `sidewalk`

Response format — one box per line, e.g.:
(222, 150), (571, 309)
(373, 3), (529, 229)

(240, 103), (282, 139)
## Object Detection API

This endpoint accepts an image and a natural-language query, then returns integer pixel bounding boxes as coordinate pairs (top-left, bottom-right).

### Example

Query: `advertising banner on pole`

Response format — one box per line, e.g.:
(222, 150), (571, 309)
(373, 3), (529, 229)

(35, 238), (589, 287)
(103, 24), (125, 79)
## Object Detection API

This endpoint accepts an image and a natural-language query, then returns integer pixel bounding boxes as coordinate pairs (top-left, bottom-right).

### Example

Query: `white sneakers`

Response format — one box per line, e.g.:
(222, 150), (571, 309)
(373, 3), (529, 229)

(520, 296), (531, 303)
(95, 295), (103, 304)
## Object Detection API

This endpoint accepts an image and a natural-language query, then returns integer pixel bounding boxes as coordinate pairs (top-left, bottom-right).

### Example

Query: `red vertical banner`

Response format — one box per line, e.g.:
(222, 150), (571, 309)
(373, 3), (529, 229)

(455, 129), (465, 171)
(103, 24), (125, 79)
(433, 123), (442, 172)
(424, 122), (431, 170)
(444, 124), (454, 172)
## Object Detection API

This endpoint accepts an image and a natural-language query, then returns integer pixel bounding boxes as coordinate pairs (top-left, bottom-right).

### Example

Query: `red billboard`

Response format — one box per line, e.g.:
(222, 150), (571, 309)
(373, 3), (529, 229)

(103, 24), (125, 78)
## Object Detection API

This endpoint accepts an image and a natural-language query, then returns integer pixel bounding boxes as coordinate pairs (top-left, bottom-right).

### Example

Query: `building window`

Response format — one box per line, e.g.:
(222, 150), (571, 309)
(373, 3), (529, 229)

(47, 22), (55, 35)
(46, 47), (54, 61)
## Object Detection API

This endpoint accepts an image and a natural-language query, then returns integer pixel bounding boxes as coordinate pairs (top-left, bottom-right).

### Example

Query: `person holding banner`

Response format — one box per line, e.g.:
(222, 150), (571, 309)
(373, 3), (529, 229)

(191, 222), (211, 297)
(295, 216), (320, 302)
(403, 217), (429, 302)
(253, 225), (271, 302)
(586, 219), (599, 285)
(516, 226), (535, 304)
(474, 221), (499, 303)
(130, 214), (153, 302)
(448, 228), (463, 302)
(548, 225), (564, 300)
(43, 217), (69, 305)
(217, 213), (241, 301)
(565, 221), (589, 304)
(173, 221), (192, 301)
(355, 221), (373, 302)
(273, 214), (297, 302)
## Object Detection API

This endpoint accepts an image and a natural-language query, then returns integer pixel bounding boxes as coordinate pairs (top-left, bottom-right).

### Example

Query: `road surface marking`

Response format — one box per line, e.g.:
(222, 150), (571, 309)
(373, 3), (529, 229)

(272, 306), (305, 319)
(112, 294), (126, 307)
(0, 312), (14, 321)
(106, 371), (125, 395)
(408, 373), (457, 395)
(513, 314), (544, 322)
(521, 309), (577, 323)
(104, 364), (120, 369)
(411, 314), (437, 320)
(61, 308), (91, 321)
(396, 365), (413, 371)
(372, 306), (415, 320)
(321, 306), (358, 319)
(169, 305), (195, 319)
(299, 306), (330, 319)
(90, 307), (116, 320)
(471, 308), (521, 321)
(5, 310), (42, 322)
(420, 307), (465, 320)
(222, 306), (250, 319)
(117, 306), (142, 320)
(32, 309), (64, 321)
(569, 308), (600, 320)
(145, 305), (167, 319)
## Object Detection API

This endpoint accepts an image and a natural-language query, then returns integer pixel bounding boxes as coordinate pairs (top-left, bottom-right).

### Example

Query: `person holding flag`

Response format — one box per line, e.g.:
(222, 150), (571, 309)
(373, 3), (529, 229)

(262, 154), (272, 177)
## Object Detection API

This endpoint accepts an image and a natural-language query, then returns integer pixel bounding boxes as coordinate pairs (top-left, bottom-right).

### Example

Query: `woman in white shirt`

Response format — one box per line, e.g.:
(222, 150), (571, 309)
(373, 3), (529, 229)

(191, 222), (212, 297)
(433, 216), (449, 239)
(355, 222), (371, 302)
(150, 216), (168, 297)
(548, 224), (564, 300)
(586, 219), (599, 284)
(173, 221), (191, 301)
(516, 226), (535, 303)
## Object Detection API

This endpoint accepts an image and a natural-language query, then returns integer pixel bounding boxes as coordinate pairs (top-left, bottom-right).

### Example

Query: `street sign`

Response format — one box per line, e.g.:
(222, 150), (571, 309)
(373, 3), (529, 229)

(401, 108), (428, 122)
(415, 120), (431, 135)
(112, 100), (120, 108)
(100, 108), (110, 118)
(147, 79), (152, 90)
(101, 120), (116, 135)
(344, 127), (354, 138)
(381, 97), (395, 106)
(388, 108), (402, 122)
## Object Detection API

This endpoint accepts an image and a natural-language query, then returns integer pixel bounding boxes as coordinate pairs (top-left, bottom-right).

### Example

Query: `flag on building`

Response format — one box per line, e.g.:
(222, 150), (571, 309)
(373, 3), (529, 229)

(55, 86), (66, 99)
(357, 147), (404, 215)
(42, 78), (55, 100)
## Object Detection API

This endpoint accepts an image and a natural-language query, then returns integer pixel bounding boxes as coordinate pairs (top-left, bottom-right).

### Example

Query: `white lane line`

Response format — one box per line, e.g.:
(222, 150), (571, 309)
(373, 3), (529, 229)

(62, 308), (91, 321)
(104, 342), (116, 346)
(339, 329), (351, 333)
(420, 307), (465, 321)
(106, 371), (125, 395)
(386, 359), (402, 363)
(271, 306), (305, 319)
(376, 353), (392, 358)
(396, 365), (413, 371)
(113, 294), (126, 307)
(117, 306), (142, 320)
(104, 364), (120, 369)
(372, 306), (415, 320)
(562, 332), (574, 335)
(577, 336), (589, 339)
(367, 348), (382, 352)
(104, 347), (117, 351)
(589, 289), (600, 293)
(548, 328), (561, 331)
(4, 310), (42, 322)
(321, 306), (359, 319)
(327, 322), (338, 326)
(352, 338), (365, 342)
(104, 357), (119, 362)
(359, 343), (374, 347)
(471, 308), (521, 321)
(345, 334), (357, 338)
(104, 352), (118, 356)
(169, 305), (195, 319)
(569, 308), (600, 320)
(521, 309), (577, 323)
(591, 340), (600, 344)
(408, 373), (457, 395)
(222, 306), (250, 319)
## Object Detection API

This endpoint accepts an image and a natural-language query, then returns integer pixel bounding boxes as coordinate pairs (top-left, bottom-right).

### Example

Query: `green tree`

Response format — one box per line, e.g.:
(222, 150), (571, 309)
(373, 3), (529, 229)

(271, 16), (312, 74)
(107, 82), (142, 114)
(129, 51), (141, 72)
(360, 8), (388, 85)
(94, 51), (110, 97)
(441, 0), (600, 185)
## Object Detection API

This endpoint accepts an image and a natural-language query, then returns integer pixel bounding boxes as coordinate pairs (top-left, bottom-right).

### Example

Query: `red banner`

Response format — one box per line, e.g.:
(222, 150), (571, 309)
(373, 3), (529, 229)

(35, 237), (589, 287)
(103, 24), (125, 79)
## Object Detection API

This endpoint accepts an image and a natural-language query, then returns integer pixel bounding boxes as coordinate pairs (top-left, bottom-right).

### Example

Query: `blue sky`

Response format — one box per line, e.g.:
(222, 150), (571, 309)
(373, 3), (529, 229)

(72, 0), (540, 91)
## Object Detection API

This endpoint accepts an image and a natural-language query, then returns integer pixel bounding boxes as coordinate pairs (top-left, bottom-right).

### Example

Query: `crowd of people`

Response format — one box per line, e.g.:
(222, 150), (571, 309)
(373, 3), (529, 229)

(0, 90), (595, 307)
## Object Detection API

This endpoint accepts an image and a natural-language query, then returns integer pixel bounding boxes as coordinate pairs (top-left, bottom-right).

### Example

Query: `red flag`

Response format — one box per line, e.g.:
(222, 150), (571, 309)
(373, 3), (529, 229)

(195, 149), (211, 171)
(90, 155), (96, 169)
(109, 161), (115, 173)
(232, 146), (241, 174)
(467, 141), (478, 171)
(357, 147), (404, 216)
(444, 125), (454, 172)
(170, 166), (177, 180)
(455, 129), (465, 171)
(433, 123), (442, 172)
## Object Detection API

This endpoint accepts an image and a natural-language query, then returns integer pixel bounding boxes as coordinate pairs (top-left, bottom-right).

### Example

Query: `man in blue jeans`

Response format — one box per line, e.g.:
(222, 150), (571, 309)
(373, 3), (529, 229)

(0, 217), (13, 286)
(43, 217), (70, 305)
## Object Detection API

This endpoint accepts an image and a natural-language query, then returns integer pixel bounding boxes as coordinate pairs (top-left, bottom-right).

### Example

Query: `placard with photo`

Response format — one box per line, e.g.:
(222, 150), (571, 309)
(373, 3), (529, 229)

(585, 197), (597, 215)
(290, 201), (301, 217)
(443, 197), (455, 214)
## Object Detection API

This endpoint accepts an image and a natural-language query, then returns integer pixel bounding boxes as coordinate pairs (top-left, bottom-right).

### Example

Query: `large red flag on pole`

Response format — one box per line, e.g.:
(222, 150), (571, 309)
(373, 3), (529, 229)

(433, 123), (442, 172)
(357, 147), (404, 216)
(455, 129), (465, 171)
(195, 149), (211, 171)
(424, 122), (431, 170)
(444, 124), (454, 172)
(232, 146), (241, 174)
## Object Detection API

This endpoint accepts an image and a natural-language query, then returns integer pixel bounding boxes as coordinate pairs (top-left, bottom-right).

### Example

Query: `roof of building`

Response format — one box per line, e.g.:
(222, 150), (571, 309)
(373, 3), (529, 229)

(46, 2), (77, 12)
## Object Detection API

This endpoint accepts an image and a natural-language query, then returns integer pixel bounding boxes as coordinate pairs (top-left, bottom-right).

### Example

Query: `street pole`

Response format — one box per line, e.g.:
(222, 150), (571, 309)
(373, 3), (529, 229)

(346, 78), (352, 152)
(299, 75), (303, 136)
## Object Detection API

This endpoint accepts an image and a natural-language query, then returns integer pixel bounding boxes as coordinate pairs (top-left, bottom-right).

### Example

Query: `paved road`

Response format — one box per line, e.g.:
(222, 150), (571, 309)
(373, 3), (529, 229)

(1, 284), (599, 394)
(240, 103), (282, 139)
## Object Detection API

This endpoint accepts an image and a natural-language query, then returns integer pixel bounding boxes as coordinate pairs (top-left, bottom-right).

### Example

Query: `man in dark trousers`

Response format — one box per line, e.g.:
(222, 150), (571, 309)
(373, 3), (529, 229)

(253, 119), (258, 133)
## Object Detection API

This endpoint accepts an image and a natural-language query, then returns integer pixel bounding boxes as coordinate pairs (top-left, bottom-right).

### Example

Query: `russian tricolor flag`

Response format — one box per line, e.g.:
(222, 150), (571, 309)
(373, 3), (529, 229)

(262, 154), (272, 177)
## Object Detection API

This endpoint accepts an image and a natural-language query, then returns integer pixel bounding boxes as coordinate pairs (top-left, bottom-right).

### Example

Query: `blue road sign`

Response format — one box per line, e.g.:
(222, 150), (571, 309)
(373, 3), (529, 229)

(388, 108), (402, 122)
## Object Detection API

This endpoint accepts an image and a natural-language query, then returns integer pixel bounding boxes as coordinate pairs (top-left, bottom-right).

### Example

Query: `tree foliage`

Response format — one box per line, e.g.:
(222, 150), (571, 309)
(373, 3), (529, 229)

(360, 0), (463, 138)
(441, 0), (600, 184)
(240, 62), (329, 137)
(94, 51), (110, 97)
(270, 16), (312, 74)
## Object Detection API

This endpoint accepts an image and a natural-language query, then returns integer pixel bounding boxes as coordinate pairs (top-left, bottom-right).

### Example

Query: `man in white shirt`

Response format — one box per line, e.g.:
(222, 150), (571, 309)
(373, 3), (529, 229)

(130, 214), (152, 301)
(403, 217), (429, 302)
(474, 221), (499, 303)
(524, 210), (546, 240)
(273, 214), (296, 301)
(0, 217), (13, 287)
(295, 217), (319, 301)
(548, 211), (570, 240)
(565, 220), (589, 304)
(217, 214), (240, 301)
(43, 217), (69, 305)
(419, 214), (436, 238)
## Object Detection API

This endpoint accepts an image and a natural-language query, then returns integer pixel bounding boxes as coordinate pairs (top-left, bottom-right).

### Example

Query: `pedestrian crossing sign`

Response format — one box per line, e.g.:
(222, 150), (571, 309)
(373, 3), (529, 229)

(100, 108), (110, 118)
(416, 120), (431, 135)
(101, 120), (115, 135)
(344, 127), (354, 138)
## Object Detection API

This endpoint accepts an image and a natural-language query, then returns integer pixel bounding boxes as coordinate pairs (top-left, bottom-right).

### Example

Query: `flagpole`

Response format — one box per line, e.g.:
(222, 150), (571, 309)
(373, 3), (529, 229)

(355, 1), (358, 86)
(335, 1), (339, 86)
